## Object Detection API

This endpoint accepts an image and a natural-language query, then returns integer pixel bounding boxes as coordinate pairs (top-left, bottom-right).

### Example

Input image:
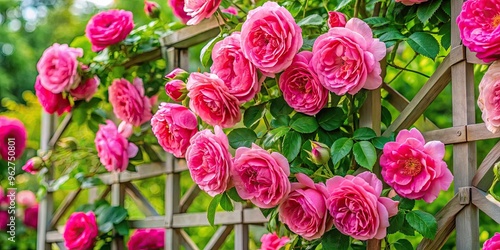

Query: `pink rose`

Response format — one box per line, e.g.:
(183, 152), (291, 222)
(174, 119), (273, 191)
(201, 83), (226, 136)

(279, 174), (332, 240)
(457, 0), (500, 63)
(232, 144), (291, 208)
(211, 32), (260, 103)
(109, 78), (152, 127)
(380, 128), (453, 203)
(17, 190), (37, 208)
(478, 61), (500, 133)
(241, 2), (302, 76)
(36, 43), (83, 94)
(221, 6), (238, 16)
(186, 126), (232, 196)
(326, 172), (399, 240)
(144, 1), (161, 19)
(187, 72), (241, 128)
(279, 51), (328, 115)
(168, 0), (191, 24)
(128, 228), (165, 250)
(484, 232), (500, 250)
(328, 11), (347, 28)
(70, 76), (100, 102)
(23, 205), (38, 229)
(0, 211), (7, 231)
(165, 68), (189, 80)
(260, 232), (289, 250)
(85, 9), (134, 52)
(151, 103), (198, 158)
(95, 120), (138, 172)
(165, 79), (187, 102)
(311, 18), (386, 95)
(0, 116), (27, 160)
(63, 212), (98, 250)
(184, 0), (221, 25)
(35, 77), (72, 115)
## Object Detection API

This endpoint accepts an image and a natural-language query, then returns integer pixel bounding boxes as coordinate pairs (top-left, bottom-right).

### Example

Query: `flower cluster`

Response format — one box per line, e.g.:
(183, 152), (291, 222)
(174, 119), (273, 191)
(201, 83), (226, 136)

(0, 188), (38, 231)
(0, 116), (27, 161)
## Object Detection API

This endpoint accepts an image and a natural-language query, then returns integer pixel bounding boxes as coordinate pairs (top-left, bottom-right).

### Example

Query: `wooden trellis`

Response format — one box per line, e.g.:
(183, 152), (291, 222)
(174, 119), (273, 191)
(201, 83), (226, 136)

(36, 1), (500, 249)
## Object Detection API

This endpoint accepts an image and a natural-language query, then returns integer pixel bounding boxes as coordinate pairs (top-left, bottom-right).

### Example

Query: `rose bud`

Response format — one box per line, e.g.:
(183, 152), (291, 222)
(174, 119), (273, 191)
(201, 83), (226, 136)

(165, 68), (189, 81)
(144, 1), (161, 19)
(307, 141), (330, 165)
(165, 79), (188, 102)
(328, 11), (347, 28)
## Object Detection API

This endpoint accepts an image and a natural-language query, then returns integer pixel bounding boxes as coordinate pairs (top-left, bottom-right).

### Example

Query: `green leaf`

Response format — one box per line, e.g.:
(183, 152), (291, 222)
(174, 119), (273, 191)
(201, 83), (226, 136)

(260, 207), (276, 218)
(200, 35), (223, 68)
(379, 30), (407, 43)
(227, 128), (257, 149)
(270, 115), (289, 128)
(417, 0), (442, 24)
(99, 222), (113, 234)
(395, 196), (416, 210)
(270, 97), (293, 118)
(352, 141), (377, 170)
(80, 177), (104, 189)
(387, 211), (405, 234)
(243, 104), (266, 128)
(220, 192), (234, 211)
(353, 127), (377, 140)
(405, 210), (437, 239)
(207, 194), (222, 227)
(114, 221), (129, 236)
(381, 106), (392, 127)
(330, 138), (354, 165)
(290, 114), (319, 133)
(282, 131), (302, 162)
(300, 140), (316, 168)
(407, 32), (440, 60)
(73, 108), (88, 125)
(372, 136), (392, 149)
(400, 218), (416, 236)
(227, 187), (244, 202)
(335, 0), (354, 11)
(316, 107), (346, 131)
(317, 129), (342, 146)
(393, 239), (414, 250)
(97, 206), (128, 225)
(298, 14), (324, 27)
(322, 229), (350, 250)
(290, 165), (315, 175)
(262, 127), (290, 149)
(363, 17), (390, 27)
(439, 22), (451, 50)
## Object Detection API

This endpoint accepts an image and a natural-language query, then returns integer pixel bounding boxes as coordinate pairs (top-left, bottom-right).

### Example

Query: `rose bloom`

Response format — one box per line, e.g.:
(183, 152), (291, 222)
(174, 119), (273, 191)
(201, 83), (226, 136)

(483, 232), (500, 250)
(144, 1), (161, 19)
(396, 0), (428, 5)
(85, 9), (134, 52)
(279, 51), (328, 115)
(70, 76), (100, 102)
(380, 128), (453, 203)
(169, 0), (191, 24)
(63, 212), (98, 250)
(165, 79), (187, 102)
(36, 43), (83, 94)
(260, 232), (289, 250)
(0, 211), (8, 231)
(0, 116), (27, 160)
(35, 77), (72, 115)
(326, 172), (399, 240)
(109, 78), (152, 127)
(187, 72), (241, 128)
(241, 1), (302, 76)
(95, 120), (138, 172)
(328, 11), (347, 28)
(279, 173), (332, 240)
(151, 103), (198, 158)
(23, 205), (38, 229)
(211, 32), (260, 103)
(186, 126), (232, 196)
(184, 0), (221, 25)
(478, 61), (500, 133)
(311, 18), (386, 95)
(232, 144), (291, 208)
(128, 228), (165, 250)
(17, 190), (37, 208)
(457, 0), (500, 63)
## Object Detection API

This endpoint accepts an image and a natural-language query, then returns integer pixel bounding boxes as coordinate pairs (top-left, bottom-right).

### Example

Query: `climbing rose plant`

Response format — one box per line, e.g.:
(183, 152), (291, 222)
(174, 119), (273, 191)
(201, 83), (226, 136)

(23, 0), (500, 248)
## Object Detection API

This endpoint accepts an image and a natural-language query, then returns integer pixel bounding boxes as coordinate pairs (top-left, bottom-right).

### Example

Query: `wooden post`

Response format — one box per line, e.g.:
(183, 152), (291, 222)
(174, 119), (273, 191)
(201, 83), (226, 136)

(37, 112), (56, 250)
(111, 172), (125, 250)
(451, 1), (479, 249)
(165, 154), (180, 250)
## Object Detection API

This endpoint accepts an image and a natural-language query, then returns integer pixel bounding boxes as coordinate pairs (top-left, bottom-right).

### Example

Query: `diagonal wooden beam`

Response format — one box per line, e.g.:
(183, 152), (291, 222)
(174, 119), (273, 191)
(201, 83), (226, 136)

(471, 187), (500, 224)
(204, 225), (234, 250)
(178, 229), (200, 250)
(472, 140), (500, 192)
(180, 184), (201, 213)
(383, 46), (465, 137)
(49, 188), (81, 229)
(124, 182), (159, 216)
(417, 194), (466, 250)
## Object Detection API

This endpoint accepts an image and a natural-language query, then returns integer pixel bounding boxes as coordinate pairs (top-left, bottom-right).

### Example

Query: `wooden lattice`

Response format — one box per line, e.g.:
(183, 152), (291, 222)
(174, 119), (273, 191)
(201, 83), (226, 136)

(36, 1), (500, 249)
